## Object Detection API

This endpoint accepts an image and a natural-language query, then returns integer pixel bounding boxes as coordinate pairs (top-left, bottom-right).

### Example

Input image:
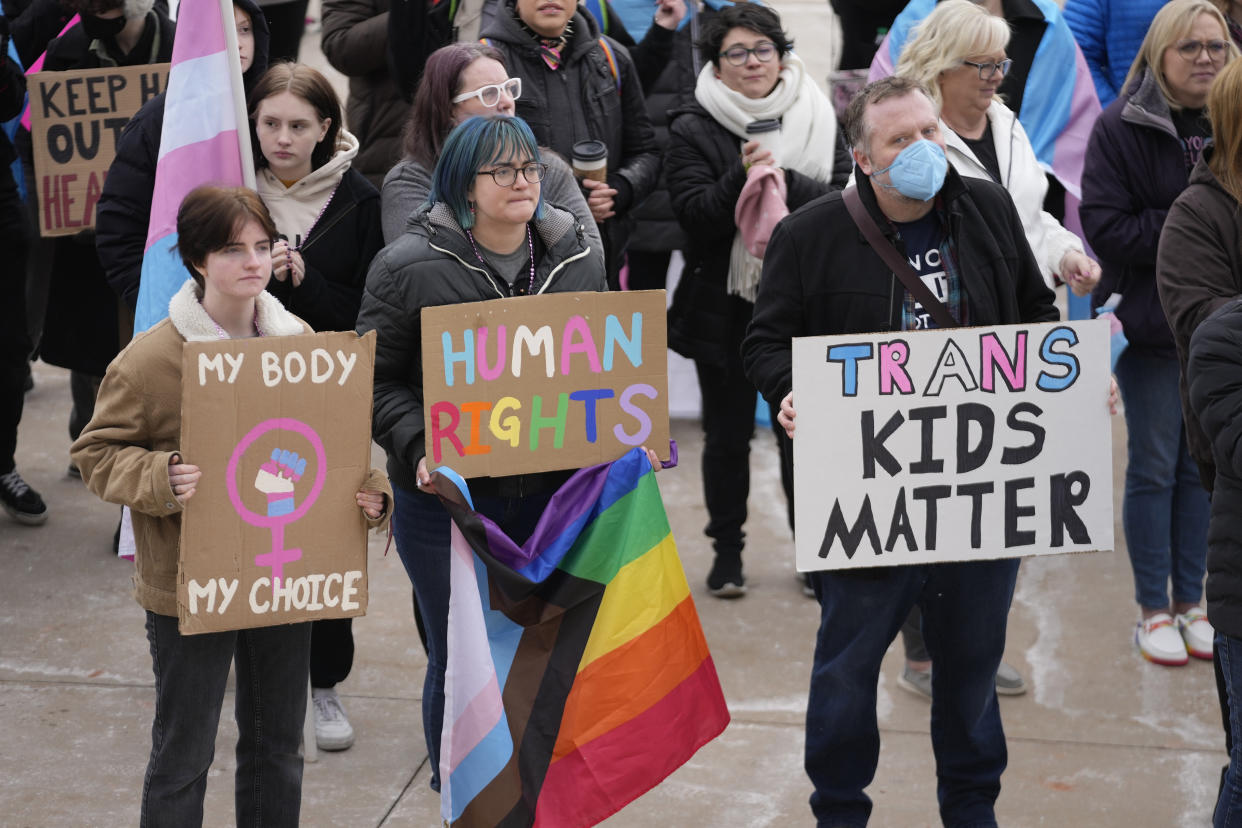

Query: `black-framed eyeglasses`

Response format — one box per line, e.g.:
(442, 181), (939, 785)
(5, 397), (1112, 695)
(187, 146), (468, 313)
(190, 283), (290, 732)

(451, 77), (523, 107)
(476, 163), (548, 187)
(1174, 39), (1230, 61)
(718, 42), (780, 66)
(961, 58), (1012, 80)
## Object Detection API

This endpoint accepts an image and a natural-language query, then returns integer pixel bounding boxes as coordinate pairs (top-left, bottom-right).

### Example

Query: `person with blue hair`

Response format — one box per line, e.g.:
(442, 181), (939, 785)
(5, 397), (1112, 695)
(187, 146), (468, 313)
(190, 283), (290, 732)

(358, 114), (645, 793)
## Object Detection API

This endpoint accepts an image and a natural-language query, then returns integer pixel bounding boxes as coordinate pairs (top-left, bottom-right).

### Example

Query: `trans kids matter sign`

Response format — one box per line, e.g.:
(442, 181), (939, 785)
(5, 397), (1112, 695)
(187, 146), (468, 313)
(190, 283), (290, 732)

(791, 320), (1114, 571)
(420, 291), (670, 478)
(177, 331), (377, 634)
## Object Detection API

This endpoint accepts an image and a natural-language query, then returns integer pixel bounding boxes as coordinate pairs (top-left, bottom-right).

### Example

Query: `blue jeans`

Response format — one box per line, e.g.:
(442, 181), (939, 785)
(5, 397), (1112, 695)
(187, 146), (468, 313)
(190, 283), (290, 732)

(141, 611), (310, 828)
(1217, 633), (1242, 827)
(806, 558), (1020, 827)
(390, 482), (552, 791)
(1114, 350), (1210, 610)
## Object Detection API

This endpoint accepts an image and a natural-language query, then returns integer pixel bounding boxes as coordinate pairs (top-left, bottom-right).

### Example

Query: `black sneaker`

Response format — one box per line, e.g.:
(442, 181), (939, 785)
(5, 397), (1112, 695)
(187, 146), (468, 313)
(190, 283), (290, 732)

(1, 470), (48, 525)
(706, 553), (746, 598)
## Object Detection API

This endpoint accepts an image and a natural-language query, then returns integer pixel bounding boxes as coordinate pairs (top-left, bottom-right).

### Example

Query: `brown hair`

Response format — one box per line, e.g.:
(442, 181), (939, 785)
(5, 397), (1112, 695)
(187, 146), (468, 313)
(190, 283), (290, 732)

(402, 43), (507, 169)
(176, 185), (278, 288)
(1210, 59), (1242, 203)
(247, 62), (343, 171)
(843, 76), (938, 154)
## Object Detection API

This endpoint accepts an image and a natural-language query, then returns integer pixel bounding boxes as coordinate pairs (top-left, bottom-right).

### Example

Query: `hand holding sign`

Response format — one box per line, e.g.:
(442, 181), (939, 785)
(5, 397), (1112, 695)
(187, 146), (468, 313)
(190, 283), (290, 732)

(168, 453), (201, 504)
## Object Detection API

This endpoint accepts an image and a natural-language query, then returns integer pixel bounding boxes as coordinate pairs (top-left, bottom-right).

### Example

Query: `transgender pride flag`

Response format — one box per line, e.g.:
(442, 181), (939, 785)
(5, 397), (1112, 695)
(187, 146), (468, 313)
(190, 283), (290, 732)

(434, 448), (729, 827)
(133, 0), (254, 332)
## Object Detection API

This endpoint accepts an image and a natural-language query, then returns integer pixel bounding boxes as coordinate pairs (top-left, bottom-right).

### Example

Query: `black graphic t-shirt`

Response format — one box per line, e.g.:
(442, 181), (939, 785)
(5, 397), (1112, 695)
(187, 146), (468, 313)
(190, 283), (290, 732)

(894, 212), (952, 331)
(1171, 106), (1211, 173)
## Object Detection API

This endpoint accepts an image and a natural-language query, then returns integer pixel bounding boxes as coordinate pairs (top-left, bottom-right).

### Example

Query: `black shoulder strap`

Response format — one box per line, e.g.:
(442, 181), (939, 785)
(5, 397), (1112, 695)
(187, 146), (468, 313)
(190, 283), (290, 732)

(842, 186), (959, 329)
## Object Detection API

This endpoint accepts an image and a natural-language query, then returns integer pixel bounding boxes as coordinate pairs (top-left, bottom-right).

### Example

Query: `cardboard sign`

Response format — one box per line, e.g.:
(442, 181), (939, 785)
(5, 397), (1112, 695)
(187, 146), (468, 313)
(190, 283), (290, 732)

(28, 63), (169, 236)
(791, 320), (1114, 571)
(420, 290), (670, 478)
(177, 331), (377, 634)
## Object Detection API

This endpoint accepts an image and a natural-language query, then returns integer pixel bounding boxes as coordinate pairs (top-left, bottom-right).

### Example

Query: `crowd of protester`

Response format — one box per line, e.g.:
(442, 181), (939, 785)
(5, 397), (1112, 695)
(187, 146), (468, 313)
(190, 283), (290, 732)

(7, 0), (1242, 823)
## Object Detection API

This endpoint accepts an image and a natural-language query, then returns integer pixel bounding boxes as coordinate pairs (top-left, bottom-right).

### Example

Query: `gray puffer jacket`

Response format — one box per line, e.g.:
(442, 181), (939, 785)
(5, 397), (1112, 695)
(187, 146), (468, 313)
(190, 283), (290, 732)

(356, 203), (606, 492)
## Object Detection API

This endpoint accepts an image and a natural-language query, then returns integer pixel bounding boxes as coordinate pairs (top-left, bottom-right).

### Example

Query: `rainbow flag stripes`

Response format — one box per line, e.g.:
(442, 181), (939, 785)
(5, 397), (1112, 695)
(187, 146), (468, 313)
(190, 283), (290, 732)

(435, 448), (730, 827)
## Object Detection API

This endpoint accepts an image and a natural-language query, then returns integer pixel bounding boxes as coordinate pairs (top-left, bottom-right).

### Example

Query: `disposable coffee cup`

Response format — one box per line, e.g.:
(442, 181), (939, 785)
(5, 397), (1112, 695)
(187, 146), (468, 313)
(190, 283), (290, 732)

(572, 140), (608, 183)
(745, 119), (782, 167)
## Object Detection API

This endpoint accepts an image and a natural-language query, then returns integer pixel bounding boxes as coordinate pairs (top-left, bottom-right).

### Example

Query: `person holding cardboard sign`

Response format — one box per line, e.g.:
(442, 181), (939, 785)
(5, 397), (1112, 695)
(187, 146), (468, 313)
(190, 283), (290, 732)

(357, 114), (614, 791)
(741, 76), (1058, 827)
(70, 185), (391, 827)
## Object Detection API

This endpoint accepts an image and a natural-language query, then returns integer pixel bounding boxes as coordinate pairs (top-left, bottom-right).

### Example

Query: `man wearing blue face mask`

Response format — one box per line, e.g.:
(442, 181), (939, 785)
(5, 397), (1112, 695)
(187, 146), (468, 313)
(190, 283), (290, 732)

(741, 76), (1057, 828)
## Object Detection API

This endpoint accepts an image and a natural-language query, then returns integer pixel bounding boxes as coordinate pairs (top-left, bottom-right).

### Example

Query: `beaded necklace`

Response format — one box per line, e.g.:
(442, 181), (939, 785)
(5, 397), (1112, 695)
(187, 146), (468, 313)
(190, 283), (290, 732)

(465, 224), (536, 295)
(292, 181), (339, 251)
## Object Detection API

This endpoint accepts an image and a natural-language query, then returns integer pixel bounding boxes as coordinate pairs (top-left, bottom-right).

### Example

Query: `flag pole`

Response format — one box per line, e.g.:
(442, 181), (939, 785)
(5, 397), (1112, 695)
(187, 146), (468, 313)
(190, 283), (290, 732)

(219, 0), (256, 188)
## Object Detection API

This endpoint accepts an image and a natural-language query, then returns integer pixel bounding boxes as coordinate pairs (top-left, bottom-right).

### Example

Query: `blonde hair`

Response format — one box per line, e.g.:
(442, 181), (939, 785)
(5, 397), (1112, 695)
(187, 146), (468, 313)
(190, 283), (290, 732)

(1209, 59), (1242, 203)
(1124, 0), (1238, 108)
(895, 0), (1011, 107)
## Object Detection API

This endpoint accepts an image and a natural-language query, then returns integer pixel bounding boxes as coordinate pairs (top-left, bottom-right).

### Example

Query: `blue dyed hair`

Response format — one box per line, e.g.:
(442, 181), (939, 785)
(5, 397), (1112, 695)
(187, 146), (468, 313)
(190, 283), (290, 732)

(428, 115), (545, 229)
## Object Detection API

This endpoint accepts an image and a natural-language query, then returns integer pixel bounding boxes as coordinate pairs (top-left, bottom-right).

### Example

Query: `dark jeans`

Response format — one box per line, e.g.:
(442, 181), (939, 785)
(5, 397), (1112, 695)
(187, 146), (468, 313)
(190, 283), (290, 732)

(1114, 349), (1209, 610)
(1217, 632), (1242, 827)
(806, 558), (1020, 827)
(694, 342), (793, 557)
(310, 617), (353, 689)
(141, 611), (311, 828)
(0, 177), (29, 474)
(68, 371), (101, 442)
(391, 482), (551, 791)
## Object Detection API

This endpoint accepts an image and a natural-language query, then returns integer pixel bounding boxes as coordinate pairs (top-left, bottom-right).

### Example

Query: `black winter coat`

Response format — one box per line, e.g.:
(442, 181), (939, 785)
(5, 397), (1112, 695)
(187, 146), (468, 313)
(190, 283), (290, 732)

(1158, 148), (1242, 492)
(742, 167), (1059, 406)
(666, 99), (851, 364)
(481, 3), (660, 284)
(266, 167), (383, 333)
(94, 0), (269, 311)
(1082, 69), (1196, 356)
(1188, 300), (1242, 637)
(321, 0), (405, 189)
(356, 203), (605, 492)
(39, 8), (174, 376)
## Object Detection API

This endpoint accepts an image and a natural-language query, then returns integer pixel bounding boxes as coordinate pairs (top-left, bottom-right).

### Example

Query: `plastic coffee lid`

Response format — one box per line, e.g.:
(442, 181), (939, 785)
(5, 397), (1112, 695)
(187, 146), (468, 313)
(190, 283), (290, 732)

(745, 119), (781, 134)
(571, 140), (607, 161)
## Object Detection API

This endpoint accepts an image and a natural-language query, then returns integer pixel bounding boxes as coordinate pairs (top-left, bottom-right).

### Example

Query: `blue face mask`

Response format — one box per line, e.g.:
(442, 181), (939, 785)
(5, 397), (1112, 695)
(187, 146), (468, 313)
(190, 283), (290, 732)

(871, 139), (948, 202)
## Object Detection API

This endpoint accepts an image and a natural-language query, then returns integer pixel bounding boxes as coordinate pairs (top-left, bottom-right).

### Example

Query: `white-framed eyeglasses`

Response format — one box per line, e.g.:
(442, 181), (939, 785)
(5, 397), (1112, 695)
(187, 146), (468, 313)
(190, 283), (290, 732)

(451, 77), (523, 107)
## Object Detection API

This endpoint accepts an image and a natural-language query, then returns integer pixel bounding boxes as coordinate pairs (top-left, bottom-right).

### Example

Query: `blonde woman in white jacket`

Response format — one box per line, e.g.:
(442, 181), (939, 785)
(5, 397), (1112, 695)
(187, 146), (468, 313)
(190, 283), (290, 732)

(898, 0), (1102, 293)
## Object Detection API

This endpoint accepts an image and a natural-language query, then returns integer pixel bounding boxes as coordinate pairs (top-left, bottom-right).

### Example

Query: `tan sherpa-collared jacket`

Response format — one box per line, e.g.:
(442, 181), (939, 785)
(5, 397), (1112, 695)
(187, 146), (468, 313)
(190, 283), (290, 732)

(71, 280), (392, 617)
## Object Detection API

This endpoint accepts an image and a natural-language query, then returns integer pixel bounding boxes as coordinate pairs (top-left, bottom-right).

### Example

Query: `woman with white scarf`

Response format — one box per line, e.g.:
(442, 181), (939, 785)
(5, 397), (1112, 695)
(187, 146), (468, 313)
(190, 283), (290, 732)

(666, 0), (849, 599)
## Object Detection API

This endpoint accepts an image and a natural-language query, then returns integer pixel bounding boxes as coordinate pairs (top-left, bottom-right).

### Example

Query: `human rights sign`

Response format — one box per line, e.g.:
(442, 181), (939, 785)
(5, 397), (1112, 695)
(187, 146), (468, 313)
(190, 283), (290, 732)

(420, 290), (670, 478)
(177, 331), (377, 634)
(29, 63), (169, 236)
(791, 320), (1114, 571)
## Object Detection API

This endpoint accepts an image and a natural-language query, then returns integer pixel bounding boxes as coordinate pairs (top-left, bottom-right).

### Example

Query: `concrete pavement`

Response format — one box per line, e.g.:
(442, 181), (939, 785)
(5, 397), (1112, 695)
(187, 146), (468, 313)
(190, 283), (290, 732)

(0, 355), (1224, 827)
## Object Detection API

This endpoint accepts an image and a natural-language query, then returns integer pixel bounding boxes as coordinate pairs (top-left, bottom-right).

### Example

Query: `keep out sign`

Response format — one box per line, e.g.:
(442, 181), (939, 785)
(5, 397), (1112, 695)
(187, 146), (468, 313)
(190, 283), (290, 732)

(28, 63), (168, 236)
(791, 320), (1114, 571)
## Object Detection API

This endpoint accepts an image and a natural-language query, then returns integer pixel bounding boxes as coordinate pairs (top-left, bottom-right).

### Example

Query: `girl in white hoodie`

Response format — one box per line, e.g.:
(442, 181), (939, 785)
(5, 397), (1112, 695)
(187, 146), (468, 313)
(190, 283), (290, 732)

(248, 62), (385, 751)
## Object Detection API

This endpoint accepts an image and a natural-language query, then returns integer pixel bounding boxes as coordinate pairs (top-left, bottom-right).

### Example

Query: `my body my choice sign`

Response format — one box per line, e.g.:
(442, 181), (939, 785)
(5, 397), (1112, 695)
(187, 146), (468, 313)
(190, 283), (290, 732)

(178, 331), (377, 634)
(792, 320), (1113, 571)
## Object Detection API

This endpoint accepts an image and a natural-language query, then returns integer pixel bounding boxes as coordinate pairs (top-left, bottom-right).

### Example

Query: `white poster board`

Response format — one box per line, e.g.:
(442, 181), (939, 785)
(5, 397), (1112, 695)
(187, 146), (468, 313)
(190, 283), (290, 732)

(792, 320), (1113, 571)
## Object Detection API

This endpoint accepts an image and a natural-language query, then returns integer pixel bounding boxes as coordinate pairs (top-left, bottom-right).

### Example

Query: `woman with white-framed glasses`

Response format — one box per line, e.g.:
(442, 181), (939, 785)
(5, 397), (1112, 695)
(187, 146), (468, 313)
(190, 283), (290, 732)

(1082, 0), (1239, 668)
(380, 43), (599, 249)
(357, 114), (607, 793)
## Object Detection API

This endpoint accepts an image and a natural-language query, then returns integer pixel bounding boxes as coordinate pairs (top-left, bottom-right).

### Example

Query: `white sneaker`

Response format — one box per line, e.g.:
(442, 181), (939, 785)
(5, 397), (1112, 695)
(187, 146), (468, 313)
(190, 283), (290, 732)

(312, 688), (355, 751)
(1175, 608), (1214, 660)
(1135, 613), (1189, 666)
